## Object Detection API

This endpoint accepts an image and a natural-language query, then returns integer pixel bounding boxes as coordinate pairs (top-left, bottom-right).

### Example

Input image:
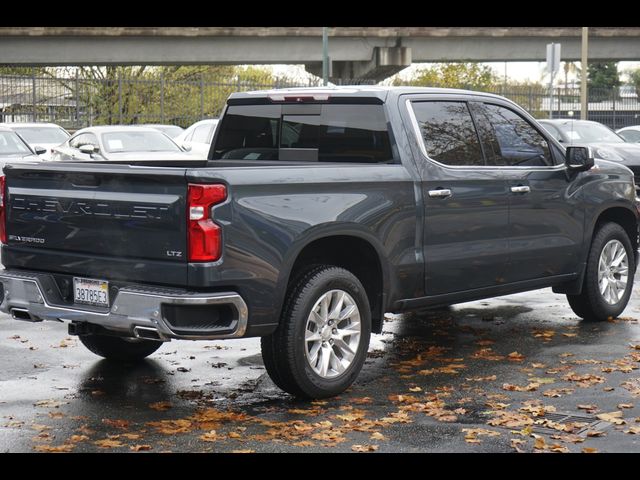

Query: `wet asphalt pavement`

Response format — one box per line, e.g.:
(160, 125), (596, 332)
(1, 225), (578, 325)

(3, 287), (640, 453)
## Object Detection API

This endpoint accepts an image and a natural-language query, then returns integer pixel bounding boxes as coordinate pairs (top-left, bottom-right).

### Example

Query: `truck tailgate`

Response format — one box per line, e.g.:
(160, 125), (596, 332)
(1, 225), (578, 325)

(4, 163), (187, 265)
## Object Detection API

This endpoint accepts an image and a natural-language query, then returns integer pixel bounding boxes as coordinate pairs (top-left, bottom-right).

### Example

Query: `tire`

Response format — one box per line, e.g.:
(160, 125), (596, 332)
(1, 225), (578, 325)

(79, 334), (162, 361)
(261, 265), (372, 399)
(567, 222), (636, 321)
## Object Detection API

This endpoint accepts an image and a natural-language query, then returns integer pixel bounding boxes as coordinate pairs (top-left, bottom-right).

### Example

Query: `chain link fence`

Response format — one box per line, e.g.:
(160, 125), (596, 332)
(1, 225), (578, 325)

(1, 71), (638, 131)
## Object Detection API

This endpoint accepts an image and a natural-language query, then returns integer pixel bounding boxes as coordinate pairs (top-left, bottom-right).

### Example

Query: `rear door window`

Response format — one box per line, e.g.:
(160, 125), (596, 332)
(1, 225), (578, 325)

(411, 101), (485, 167)
(212, 103), (394, 163)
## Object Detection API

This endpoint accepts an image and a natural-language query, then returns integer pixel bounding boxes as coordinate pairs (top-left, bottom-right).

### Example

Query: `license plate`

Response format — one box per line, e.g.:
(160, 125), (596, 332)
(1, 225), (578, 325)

(73, 277), (109, 307)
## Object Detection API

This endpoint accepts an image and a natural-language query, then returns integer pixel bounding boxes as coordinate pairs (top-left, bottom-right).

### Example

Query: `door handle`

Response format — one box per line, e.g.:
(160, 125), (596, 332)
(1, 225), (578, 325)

(510, 185), (530, 194)
(428, 188), (452, 198)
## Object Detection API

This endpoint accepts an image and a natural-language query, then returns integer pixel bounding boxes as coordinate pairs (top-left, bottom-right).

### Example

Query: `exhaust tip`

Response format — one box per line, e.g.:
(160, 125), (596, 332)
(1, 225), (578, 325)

(133, 326), (166, 342)
(11, 308), (39, 322)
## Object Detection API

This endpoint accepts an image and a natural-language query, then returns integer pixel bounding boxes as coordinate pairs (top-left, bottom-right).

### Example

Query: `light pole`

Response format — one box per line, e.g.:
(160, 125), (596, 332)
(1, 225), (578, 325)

(322, 27), (329, 86)
(580, 27), (589, 120)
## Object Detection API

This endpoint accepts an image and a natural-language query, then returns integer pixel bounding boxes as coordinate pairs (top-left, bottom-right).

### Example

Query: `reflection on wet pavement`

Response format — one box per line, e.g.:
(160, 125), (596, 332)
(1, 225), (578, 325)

(2, 288), (640, 452)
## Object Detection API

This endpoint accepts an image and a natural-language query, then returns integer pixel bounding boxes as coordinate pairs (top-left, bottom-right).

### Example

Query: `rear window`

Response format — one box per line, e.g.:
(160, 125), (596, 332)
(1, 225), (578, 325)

(211, 104), (393, 163)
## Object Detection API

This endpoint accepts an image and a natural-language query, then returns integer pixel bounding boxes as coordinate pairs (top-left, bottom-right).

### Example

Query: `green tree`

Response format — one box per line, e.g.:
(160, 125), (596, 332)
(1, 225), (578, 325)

(588, 62), (620, 100)
(393, 63), (498, 90)
(63, 65), (276, 127)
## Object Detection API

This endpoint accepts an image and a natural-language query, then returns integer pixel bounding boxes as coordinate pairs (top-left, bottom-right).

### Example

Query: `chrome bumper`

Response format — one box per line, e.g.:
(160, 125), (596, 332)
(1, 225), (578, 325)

(0, 270), (248, 341)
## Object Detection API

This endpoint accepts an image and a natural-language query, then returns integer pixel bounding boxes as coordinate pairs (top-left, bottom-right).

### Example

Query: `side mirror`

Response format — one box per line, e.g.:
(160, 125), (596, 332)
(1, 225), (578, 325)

(33, 145), (47, 155)
(79, 144), (98, 155)
(181, 143), (192, 152)
(566, 146), (595, 172)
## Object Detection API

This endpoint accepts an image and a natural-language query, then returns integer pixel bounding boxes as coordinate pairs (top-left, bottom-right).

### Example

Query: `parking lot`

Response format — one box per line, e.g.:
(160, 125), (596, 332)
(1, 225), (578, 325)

(2, 287), (640, 453)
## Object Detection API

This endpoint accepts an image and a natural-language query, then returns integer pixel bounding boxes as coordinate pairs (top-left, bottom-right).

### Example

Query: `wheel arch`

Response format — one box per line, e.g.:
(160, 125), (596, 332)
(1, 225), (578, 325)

(276, 226), (390, 334)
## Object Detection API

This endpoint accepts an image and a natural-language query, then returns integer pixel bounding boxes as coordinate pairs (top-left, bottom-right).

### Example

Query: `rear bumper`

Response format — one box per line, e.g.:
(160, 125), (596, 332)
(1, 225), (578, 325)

(0, 270), (248, 341)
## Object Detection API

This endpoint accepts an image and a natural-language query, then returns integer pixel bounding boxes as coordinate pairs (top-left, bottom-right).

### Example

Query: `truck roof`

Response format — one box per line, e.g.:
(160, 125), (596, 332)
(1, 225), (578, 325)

(229, 85), (507, 103)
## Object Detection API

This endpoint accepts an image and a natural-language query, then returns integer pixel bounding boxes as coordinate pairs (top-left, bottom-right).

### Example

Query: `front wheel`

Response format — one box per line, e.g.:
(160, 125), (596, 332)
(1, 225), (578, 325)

(79, 333), (163, 361)
(567, 222), (635, 321)
(261, 266), (372, 399)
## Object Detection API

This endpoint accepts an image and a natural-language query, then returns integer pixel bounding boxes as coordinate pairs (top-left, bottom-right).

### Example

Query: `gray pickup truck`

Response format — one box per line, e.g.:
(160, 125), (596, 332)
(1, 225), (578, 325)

(0, 87), (638, 398)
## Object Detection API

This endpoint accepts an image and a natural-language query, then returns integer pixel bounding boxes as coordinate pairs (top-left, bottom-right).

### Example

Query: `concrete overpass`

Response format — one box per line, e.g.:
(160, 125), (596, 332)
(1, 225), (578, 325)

(1, 27), (640, 82)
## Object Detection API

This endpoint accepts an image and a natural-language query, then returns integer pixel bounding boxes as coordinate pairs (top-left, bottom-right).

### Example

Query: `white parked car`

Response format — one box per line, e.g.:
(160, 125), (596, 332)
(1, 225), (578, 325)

(174, 119), (218, 158)
(51, 126), (196, 162)
(616, 126), (640, 143)
(0, 122), (70, 161)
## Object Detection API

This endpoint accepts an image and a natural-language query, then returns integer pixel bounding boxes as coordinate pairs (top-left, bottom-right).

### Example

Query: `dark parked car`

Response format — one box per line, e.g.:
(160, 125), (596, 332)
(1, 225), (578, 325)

(539, 119), (640, 190)
(1, 87), (637, 398)
(51, 126), (196, 162)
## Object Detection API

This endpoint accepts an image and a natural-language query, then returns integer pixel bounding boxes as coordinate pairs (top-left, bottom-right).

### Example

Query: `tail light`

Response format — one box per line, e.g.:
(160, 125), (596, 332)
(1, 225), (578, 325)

(0, 175), (6, 244)
(187, 183), (226, 262)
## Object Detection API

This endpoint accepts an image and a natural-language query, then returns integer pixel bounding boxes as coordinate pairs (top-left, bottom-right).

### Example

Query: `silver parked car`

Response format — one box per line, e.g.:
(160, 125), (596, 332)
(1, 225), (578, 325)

(0, 122), (70, 161)
(51, 126), (197, 162)
(0, 127), (43, 170)
(539, 119), (640, 190)
(174, 119), (218, 158)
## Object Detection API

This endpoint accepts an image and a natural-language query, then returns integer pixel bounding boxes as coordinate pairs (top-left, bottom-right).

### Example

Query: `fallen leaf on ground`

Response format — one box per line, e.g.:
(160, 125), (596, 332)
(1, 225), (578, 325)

(563, 372), (605, 387)
(531, 363), (546, 369)
(94, 439), (124, 448)
(624, 426), (640, 434)
(102, 419), (130, 429)
(147, 419), (193, 435)
(488, 411), (534, 428)
(508, 352), (525, 362)
(200, 430), (220, 442)
(550, 434), (585, 444)
(586, 430), (606, 437)
(582, 447), (598, 453)
(533, 330), (556, 340)
(596, 411), (626, 425)
(621, 379), (640, 396)
(604, 387), (615, 392)
(549, 444), (570, 453)
(462, 428), (501, 443)
(149, 401), (173, 411)
(130, 445), (152, 451)
(502, 382), (539, 392)
(409, 386), (423, 392)
(69, 435), (89, 443)
(510, 438), (527, 453)
(351, 444), (378, 452)
(533, 434), (546, 450)
(121, 433), (142, 440)
(485, 402), (510, 410)
(370, 432), (387, 441)
(33, 444), (74, 453)
(231, 449), (255, 453)
(618, 403), (634, 409)
(577, 404), (598, 414)
(562, 333), (578, 337)
(351, 397), (373, 405)
(466, 375), (497, 382)
(471, 348), (505, 361)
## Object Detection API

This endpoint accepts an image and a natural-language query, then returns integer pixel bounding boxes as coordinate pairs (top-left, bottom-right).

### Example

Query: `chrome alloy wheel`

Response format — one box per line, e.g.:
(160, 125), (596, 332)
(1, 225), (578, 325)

(304, 289), (362, 378)
(598, 239), (629, 305)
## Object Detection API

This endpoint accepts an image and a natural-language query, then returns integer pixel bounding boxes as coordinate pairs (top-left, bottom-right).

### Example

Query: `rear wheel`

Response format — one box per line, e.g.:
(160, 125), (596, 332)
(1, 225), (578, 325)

(261, 265), (371, 398)
(79, 334), (162, 361)
(567, 222), (635, 321)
